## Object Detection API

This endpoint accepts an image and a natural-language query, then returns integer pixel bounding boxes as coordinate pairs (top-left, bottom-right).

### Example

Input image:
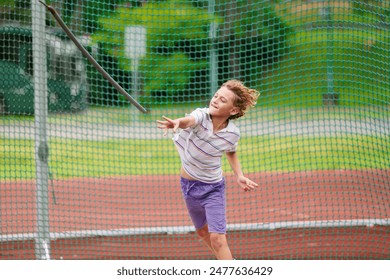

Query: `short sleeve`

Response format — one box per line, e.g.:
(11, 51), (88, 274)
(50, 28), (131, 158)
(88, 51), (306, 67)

(225, 123), (240, 152)
(226, 141), (238, 153)
(188, 108), (206, 126)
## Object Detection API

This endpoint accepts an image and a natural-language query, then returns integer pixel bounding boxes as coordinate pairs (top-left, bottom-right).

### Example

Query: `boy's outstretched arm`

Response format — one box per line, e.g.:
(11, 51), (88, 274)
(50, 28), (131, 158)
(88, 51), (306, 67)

(157, 115), (196, 136)
(226, 151), (258, 192)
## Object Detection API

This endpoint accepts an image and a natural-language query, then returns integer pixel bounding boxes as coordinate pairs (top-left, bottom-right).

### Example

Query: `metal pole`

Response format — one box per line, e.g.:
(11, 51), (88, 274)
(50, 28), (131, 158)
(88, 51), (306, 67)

(131, 59), (140, 123)
(124, 25), (147, 121)
(324, 0), (338, 106)
(32, 0), (51, 260)
(208, 0), (218, 96)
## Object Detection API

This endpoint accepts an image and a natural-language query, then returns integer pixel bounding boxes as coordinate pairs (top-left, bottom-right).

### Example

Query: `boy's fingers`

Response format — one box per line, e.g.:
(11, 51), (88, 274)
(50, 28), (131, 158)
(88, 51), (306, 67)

(162, 115), (174, 123)
(157, 119), (170, 136)
(241, 179), (258, 191)
(173, 121), (180, 133)
(247, 179), (258, 187)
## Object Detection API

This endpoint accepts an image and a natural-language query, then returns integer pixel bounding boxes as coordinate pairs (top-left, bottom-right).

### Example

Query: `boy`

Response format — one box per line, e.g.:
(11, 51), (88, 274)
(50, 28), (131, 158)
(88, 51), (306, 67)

(157, 80), (259, 260)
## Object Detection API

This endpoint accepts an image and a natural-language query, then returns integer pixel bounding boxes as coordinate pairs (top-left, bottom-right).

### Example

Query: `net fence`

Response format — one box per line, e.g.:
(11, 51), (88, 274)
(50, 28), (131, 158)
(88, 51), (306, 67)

(0, 0), (389, 260)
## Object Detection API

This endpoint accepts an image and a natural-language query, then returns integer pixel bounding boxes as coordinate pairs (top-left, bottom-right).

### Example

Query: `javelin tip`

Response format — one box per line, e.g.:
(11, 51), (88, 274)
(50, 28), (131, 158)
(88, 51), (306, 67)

(38, 1), (49, 9)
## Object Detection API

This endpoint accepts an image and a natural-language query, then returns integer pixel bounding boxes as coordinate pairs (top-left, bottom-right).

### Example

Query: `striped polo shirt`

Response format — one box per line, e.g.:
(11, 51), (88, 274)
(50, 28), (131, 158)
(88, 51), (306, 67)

(173, 107), (240, 183)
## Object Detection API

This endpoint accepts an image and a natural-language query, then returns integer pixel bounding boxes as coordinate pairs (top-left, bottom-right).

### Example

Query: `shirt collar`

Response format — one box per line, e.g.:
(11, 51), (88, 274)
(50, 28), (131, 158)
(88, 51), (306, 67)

(204, 108), (235, 133)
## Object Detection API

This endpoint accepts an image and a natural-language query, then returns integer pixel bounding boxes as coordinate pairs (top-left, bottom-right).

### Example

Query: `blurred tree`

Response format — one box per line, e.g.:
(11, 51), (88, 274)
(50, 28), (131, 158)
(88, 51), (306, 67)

(91, 0), (219, 104)
(216, 0), (291, 86)
(351, 0), (389, 27)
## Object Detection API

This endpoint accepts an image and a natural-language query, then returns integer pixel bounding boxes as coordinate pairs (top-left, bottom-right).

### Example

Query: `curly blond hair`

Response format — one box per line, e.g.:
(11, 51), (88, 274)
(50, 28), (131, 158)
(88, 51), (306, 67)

(222, 80), (260, 120)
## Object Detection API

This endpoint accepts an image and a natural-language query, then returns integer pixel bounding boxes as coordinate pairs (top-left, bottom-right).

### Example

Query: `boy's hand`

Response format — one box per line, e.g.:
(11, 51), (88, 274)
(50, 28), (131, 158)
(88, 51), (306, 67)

(157, 116), (180, 136)
(237, 176), (258, 192)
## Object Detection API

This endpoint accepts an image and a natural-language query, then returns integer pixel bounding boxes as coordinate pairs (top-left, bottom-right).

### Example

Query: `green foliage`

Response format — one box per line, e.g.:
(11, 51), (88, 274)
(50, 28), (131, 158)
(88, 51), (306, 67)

(260, 28), (390, 108)
(42, 0), (388, 108)
(142, 52), (208, 103)
(241, 1), (291, 82)
(234, 0), (290, 41)
(0, 0), (30, 24)
(351, 0), (390, 23)
(256, 1), (390, 108)
(81, 0), (129, 34)
(0, 0), (15, 6)
(216, 0), (291, 87)
(92, 0), (220, 104)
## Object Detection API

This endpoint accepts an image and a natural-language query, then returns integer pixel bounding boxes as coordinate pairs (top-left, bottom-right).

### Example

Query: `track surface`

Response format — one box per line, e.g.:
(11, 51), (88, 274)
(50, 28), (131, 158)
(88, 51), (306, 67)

(1, 170), (389, 259)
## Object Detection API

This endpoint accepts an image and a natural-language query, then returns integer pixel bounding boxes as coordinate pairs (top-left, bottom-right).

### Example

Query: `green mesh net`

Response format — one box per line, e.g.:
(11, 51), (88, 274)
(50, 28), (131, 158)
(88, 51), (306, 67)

(0, 0), (389, 260)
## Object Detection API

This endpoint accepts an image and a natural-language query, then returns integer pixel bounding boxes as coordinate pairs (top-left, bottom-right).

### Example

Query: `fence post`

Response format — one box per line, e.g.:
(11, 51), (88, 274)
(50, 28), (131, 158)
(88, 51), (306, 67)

(208, 0), (218, 96)
(323, 0), (338, 106)
(32, 0), (51, 260)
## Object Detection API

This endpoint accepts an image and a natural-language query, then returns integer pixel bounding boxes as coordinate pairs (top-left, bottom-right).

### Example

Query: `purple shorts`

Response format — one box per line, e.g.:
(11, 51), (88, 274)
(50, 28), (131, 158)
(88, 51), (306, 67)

(180, 177), (226, 234)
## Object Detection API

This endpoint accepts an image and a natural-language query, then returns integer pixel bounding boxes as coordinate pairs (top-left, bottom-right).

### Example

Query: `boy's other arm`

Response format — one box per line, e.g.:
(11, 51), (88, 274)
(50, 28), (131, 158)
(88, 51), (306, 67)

(226, 151), (258, 191)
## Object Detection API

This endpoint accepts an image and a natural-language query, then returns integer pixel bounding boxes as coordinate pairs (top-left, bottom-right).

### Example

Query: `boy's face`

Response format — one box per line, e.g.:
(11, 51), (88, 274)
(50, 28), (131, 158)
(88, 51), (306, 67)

(208, 86), (239, 119)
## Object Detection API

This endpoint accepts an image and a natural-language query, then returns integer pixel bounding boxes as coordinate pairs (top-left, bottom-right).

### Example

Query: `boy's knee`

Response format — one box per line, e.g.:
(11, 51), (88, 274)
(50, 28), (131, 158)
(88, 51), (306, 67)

(210, 233), (227, 250)
(196, 225), (209, 239)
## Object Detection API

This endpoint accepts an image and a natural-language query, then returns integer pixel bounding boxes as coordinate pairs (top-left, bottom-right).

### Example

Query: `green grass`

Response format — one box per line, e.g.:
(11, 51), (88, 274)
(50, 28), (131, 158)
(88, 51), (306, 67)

(238, 135), (389, 173)
(258, 1), (390, 108)
(259, 28), (390, 108)
(2, 135), (388, 180)
(1, 104), (388, 127)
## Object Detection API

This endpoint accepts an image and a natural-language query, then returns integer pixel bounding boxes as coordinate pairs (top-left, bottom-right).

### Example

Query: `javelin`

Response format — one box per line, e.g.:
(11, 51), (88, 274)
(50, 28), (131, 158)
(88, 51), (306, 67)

(39, 1), (148, 113)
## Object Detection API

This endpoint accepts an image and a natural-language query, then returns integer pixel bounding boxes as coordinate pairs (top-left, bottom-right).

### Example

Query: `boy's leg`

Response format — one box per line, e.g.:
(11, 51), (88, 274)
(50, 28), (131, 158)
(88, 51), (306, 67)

(209, 232), (233, 260)
(181, 178), (232, 259)
(201, 179), (231, 259)
(195, 224), (217, 257)
(196, 225), (233, 260)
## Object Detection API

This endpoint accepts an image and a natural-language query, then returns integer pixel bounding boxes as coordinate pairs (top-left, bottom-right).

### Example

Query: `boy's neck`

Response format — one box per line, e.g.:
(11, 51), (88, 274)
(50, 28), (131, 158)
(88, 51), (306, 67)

(210, 115), (229, 133)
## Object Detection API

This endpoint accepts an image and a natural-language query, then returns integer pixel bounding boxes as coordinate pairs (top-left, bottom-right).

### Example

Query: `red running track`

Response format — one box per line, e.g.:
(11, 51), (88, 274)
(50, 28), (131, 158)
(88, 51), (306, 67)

(1, 170), (389, 259)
